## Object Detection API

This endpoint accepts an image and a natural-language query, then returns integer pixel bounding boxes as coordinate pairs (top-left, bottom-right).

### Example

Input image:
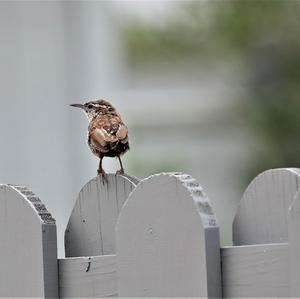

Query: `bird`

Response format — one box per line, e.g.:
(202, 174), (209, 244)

(70, 99), (129, 176)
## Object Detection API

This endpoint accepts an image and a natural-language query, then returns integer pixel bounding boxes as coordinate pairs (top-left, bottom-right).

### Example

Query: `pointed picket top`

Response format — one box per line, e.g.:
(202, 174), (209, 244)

(116, 172), (221, 298)
(233, 168), (300, 246)
(65, 174), (139, 257)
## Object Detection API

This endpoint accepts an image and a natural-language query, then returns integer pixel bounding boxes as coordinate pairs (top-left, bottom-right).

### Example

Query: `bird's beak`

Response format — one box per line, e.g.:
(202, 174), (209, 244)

(70, 103), (84, 109)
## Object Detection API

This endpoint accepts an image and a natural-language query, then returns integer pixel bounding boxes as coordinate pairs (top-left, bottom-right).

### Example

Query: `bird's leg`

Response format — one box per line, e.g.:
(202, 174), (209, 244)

(116, 156), (125, 175)
(97, 156), (108, 184)
(97, 156), (104, 174)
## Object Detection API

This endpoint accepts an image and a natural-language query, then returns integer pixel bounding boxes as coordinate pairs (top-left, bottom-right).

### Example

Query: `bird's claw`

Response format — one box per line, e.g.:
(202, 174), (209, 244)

(116, 169), (125, 175)
(97, 169), (108, 184)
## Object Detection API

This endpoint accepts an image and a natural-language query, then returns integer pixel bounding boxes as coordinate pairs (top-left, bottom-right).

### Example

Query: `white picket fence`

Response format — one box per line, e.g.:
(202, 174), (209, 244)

(0, 168), (300, 298)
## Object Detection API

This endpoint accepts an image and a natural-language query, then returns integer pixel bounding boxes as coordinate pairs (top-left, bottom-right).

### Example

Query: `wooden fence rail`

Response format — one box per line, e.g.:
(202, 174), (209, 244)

(0, 168), (299, 298)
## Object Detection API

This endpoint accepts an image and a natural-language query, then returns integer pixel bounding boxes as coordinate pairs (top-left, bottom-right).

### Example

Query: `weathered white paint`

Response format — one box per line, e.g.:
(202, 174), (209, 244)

(288, 188), (300, 297)
(0, 184), (58, 298)
(233, 168), (300, 245)
(116, 173), (221, 298)
(65, 174), (138, 257)
(59, 255), (117, 298)
(221, 243), (289, 298)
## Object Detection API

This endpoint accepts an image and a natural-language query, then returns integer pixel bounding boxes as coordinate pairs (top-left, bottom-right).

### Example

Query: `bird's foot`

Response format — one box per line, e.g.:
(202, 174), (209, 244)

(116, 169), (125, 176)
(97, 168), (108, 184)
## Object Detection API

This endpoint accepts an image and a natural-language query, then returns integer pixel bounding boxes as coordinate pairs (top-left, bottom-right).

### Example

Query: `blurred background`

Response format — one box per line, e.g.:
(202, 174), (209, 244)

(0, 0), (299, 257)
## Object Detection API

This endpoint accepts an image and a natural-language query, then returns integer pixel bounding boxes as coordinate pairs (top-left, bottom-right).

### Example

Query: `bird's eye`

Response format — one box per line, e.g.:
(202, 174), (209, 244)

(108, 107), (113, 111)
(87, 104), (93, 109)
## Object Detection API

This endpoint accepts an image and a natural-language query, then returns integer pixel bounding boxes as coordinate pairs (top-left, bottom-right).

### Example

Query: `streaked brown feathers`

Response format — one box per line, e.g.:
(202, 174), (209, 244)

(87, 101), (129, 158)
(71, 98), (129, 174)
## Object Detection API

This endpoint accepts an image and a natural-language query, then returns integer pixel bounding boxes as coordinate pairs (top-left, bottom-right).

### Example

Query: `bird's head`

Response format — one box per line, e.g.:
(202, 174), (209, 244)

(70, 99), (116, 120)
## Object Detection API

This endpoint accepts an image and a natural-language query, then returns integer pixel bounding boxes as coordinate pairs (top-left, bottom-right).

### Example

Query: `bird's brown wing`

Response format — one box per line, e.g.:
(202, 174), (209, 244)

(89, 115), (128, 152)
(116, 124), (129, 143)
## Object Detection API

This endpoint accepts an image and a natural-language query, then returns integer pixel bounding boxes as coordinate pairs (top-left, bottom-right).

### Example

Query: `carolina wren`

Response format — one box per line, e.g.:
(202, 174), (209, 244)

(70, 99), (129, 175)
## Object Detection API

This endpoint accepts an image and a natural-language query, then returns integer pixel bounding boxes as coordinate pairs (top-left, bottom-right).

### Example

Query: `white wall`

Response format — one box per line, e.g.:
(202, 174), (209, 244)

(0, 1), (123, 256)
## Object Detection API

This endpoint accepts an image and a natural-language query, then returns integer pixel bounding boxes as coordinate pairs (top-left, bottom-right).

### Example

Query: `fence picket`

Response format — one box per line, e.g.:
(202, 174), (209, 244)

(0, 184), (58, 298)
(288, 189), (300, 297)
(116, 173), (222, 298)
(0, 168), (299, 298)
(233, 168), (300, 245)
(65, 174), (138, 257)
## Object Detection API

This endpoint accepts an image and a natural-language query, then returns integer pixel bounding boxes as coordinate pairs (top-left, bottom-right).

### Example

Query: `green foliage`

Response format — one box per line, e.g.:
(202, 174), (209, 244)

(211, 0), (289, 51)
(122, 0), (300, 64)
(122, 0), (300, 181)
(122, 15), (206, 65)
